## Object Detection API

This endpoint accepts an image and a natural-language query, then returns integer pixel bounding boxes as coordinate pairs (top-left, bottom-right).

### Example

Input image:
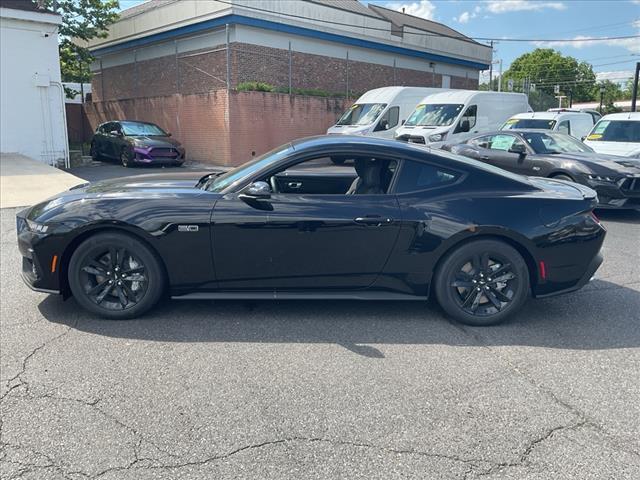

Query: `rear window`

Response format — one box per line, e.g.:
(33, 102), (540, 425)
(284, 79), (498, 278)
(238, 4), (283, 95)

(502, 118), (556, 130)
(586, 120), (640, 142)
(394, 160), (458, 193)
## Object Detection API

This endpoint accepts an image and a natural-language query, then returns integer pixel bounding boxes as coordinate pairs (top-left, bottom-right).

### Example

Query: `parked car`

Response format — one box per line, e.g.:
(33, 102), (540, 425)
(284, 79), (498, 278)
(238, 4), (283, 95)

(583, 112), (640, 157)
(90, 120), (185, 167)
(18, 136), (605, 326)
(501, 111), (594, 140)
(547, 107), (601, 124)
(327, 86), (446, 139)
(394, 90), (531, 146)
(446, 130), (640, 210)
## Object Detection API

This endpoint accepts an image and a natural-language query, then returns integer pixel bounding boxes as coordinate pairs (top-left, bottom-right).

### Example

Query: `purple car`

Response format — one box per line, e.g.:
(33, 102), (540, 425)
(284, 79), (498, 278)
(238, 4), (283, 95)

(90, 120), (186, 167)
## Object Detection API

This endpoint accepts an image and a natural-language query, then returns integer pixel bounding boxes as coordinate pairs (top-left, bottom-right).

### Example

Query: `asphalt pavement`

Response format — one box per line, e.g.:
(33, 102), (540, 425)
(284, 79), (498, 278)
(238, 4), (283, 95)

(1, 205), (639, 479)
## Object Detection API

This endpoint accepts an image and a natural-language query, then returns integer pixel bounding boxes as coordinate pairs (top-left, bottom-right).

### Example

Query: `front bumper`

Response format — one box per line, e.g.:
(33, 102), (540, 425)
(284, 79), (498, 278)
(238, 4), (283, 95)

(17, 213), (62, 294)
(586, 177), (640, 210)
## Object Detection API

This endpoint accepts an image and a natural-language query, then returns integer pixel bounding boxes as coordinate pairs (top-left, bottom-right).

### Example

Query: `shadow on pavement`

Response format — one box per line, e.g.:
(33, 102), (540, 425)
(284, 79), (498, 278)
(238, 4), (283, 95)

(38, 279), (640, 357)
(595, 208), (640, 224)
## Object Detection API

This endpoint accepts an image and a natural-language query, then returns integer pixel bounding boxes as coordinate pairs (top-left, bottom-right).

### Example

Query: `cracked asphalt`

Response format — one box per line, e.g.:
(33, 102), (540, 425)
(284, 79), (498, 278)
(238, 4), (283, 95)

(1, 206), (639, 479)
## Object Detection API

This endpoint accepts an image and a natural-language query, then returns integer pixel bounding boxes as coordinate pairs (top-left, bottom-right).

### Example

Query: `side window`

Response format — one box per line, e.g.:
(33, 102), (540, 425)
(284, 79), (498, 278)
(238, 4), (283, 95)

(455, 105), (477, 133)
(374, 107), (400, 131)
(469, 135), (492, 149)
(394, 160), (459, 194)
(557, 120), (570, 135)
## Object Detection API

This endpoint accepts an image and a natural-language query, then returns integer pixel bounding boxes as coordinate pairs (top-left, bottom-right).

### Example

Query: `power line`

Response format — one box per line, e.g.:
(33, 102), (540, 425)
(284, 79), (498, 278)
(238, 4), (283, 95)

(219, 0), (640, 44)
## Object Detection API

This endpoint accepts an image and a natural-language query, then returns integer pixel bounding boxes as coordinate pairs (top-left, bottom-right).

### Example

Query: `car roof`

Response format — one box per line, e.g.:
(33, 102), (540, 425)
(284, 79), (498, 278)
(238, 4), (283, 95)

(599, 112), (640, 121)
(416, 90), (526, 104)
(510, 111), (588, 120)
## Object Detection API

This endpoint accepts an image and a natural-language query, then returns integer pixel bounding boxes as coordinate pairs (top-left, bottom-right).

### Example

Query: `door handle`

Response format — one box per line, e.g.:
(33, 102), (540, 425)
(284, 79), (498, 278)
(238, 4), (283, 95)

(287, 181), (302, 189)
(480, 155), (489, 160)
(354, 216), (394, 226)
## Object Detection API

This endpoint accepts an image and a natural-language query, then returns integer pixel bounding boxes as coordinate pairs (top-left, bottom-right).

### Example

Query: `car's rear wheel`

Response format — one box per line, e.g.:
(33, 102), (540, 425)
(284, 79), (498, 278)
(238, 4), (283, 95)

(120, 148), (132, 168)
(434, 239), (530, 326)
(68, 232), (165, 319)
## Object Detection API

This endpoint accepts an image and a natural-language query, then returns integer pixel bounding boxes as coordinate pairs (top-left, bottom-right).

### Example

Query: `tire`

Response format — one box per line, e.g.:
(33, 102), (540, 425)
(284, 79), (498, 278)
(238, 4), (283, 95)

(434, 239), (530, 326)
(68, 232), (165, 319)
(90, 142), (101, 161)
(120, 148), (132, 168)
(551, 173), (573, 182)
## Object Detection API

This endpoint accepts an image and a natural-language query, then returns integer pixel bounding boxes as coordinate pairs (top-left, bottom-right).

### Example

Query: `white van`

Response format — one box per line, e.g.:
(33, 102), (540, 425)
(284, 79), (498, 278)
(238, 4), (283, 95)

(583, 112), (640, 157)
(501, 111), (594, 139)
(394, 90), (531, 146)
(327, 87), (445, 139)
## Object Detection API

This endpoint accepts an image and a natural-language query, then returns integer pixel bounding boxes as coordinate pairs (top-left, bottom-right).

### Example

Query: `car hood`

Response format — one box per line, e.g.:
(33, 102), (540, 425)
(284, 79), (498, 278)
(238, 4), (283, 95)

(537, 152), (640, 175)
(81, 171), (212, 193)
(583, 141), (640, 157)
(129, 136), (183, 148)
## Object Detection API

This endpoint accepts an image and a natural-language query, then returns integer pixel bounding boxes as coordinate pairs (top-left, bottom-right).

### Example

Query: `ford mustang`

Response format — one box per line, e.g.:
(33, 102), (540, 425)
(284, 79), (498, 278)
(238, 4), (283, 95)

(17, 136), (605, 326)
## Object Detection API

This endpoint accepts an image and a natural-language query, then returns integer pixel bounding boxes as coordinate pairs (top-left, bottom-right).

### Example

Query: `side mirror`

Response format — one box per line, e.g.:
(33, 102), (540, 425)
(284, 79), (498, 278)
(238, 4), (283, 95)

(242, 181), (271, 199)
(581, 136), (586, 142)
(458, 119), (470, 133)
(509, 143), (527, 156)
(401, 119), (406, 125)
(166, 132), (172, 137)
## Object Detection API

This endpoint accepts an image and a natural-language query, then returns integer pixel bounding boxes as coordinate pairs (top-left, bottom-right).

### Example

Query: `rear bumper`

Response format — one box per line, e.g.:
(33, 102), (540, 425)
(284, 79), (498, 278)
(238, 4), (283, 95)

(534, 251), (603, 299)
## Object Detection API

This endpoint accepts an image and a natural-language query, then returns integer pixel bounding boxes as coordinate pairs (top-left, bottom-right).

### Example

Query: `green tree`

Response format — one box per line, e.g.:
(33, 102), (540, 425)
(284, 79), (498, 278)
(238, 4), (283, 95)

(502, 48), (596, 102)
(42, 0), (120, 97)
(593, 80), (624, 114)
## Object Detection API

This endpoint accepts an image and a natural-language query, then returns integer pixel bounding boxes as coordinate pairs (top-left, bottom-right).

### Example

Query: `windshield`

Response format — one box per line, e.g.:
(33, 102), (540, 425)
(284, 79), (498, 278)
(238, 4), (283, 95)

(405, 104), (464, 127)
(586, 120), (640, 142)
(336, 103), (387, 126)
(501, 118), (556, 130)
(121, 122), (167, 136)
(521, 132), (593, 154)
(204, 143), (293, 192)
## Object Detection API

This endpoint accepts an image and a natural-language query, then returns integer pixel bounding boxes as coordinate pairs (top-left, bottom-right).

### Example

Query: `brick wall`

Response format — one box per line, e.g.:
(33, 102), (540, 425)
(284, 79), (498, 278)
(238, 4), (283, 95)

(92, 41), (477, 101)
(83, 90), (350, 166)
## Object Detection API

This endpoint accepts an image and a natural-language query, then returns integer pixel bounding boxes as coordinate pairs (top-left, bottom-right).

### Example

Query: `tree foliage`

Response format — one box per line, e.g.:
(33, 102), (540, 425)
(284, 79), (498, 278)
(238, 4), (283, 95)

(502, 48), (596, 102)
(42, 0), (119, 95)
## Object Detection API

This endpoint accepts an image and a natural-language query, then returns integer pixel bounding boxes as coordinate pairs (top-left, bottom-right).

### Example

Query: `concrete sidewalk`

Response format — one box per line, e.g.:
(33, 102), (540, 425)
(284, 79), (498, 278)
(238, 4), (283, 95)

(1, 153), (83, 209)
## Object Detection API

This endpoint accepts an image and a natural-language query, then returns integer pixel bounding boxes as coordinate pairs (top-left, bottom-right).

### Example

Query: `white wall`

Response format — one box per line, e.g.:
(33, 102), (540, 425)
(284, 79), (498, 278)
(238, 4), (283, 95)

(0, 8), (67, 166)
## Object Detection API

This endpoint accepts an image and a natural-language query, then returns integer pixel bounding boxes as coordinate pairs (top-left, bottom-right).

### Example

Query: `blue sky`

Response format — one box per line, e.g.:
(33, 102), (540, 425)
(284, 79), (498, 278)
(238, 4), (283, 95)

(119, 0), (640, 83)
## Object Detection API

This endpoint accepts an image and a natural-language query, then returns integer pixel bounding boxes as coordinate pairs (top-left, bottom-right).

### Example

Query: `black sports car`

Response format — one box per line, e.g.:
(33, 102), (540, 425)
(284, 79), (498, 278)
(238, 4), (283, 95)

(445, 130), (640, 210)
(90, 120), (185, 167)
(17, 136), (605, 326)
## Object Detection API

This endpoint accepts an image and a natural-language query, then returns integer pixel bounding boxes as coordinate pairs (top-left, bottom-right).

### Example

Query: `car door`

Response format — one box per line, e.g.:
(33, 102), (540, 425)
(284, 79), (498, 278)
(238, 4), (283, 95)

(482, 133), (534, 175)
(107, 122), (125, 159)
(211, 153), (401, 291)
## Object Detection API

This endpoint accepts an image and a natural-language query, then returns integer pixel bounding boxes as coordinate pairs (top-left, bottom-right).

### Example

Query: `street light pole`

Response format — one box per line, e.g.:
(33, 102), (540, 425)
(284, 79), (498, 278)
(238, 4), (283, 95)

(631, 62), (639, 113)
(599, 84), (605, 114)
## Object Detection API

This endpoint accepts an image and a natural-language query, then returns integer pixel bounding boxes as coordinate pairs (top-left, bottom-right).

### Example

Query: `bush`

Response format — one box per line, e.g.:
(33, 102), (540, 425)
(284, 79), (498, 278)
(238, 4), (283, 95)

(236, 81), (276, 92)
(236, 81), (347, 98)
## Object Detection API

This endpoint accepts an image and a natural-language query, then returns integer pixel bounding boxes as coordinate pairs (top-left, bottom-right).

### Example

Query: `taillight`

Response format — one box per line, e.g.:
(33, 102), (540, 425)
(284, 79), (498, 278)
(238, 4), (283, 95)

(590, 211), (600, 224)
(539, 260), (547, 281)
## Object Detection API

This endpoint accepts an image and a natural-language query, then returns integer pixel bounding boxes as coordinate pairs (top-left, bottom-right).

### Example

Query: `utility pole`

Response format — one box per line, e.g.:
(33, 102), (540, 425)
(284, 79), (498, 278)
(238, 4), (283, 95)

(599, 84), (605, 114)
(488, 40), (493, 91)
(632, 62), (639, 112)
(498, 59), (503, 92)
(555, 95), (566, 109)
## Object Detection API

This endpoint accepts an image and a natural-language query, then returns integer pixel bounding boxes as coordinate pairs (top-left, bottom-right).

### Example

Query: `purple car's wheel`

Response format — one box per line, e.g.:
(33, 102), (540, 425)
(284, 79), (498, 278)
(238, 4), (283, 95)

(120, 148), (132, 168)
(435, 239), (530, 326)
(68, 233), (165, 319)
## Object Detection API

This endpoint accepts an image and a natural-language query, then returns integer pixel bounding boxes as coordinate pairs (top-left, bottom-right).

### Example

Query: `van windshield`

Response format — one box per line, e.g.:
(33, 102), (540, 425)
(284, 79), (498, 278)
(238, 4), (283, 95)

(336, 103), (387, 126)
(502, 118), (556, 130)
(405, 104), (464, 127)
(586, 120), (640, 142)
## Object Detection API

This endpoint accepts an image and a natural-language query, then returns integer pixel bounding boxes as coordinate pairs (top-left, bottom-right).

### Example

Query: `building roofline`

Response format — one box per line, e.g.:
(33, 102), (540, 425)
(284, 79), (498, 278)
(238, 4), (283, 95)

(90, 13), (490, 70)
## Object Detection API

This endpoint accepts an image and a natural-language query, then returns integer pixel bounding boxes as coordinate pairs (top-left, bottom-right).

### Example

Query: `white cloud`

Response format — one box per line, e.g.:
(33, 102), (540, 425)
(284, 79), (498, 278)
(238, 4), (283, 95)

(484, 0), (566, 14)
(455, 5), (481, 24)
(596, 71), (634, 84)
(387, 0), (436, 20)
(534, 19), (640, 54)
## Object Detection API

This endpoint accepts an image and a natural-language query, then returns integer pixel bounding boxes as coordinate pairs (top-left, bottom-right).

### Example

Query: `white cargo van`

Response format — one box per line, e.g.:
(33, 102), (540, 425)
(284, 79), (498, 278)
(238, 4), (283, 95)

(583, 112), (640, 157)
(501, 111), (594, 139)
(394, 90), (531, 146)
(327, 87), (445, 139)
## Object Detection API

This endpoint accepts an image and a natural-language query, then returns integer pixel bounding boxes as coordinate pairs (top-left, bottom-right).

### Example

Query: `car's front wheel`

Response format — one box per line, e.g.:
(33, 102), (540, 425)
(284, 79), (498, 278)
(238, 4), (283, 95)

(434, 239), (530, 326)
(120, 148), (132, 168)
(90, 141), (101, 161)
(68, 232), (165, 319)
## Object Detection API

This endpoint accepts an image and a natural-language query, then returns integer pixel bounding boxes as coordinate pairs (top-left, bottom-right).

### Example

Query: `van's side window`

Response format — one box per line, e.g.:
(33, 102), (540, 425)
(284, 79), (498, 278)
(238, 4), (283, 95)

(558, 120), (570, 135)
(374, 106), (400, 131)
(455, 105), (477, 133)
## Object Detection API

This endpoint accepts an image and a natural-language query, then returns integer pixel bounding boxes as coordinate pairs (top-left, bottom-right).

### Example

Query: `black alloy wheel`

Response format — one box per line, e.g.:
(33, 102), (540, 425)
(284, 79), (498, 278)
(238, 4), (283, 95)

(90, 142), (100, 161)
(68, 232), (165, 319)
(435, 239), (529, 326)
(121, 148), (132, 168)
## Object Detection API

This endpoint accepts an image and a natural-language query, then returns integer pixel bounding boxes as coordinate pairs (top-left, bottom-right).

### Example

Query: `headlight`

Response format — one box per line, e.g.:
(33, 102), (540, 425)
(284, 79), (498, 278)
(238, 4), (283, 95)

(587, 174), (618, 183)
(26, 219), (49, 233)
(428, 133), (447, 142)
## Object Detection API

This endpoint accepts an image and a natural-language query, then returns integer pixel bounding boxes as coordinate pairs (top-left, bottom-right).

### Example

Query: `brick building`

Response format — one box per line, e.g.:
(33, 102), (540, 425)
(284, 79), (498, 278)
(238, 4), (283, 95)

(86, 0), (492, 165)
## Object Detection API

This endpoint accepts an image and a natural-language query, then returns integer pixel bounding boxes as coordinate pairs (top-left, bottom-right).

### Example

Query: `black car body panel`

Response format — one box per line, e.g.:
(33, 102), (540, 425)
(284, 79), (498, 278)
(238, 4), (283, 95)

(18, 136), (605, 304)
(447, 130), (640, 209)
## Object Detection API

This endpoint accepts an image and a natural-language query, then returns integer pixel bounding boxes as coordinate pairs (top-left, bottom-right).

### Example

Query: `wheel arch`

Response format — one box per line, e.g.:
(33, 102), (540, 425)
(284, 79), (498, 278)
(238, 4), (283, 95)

(548, 171), (575, 181)
(58, 224), (169, 298)
(430, 231), (538, 297)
